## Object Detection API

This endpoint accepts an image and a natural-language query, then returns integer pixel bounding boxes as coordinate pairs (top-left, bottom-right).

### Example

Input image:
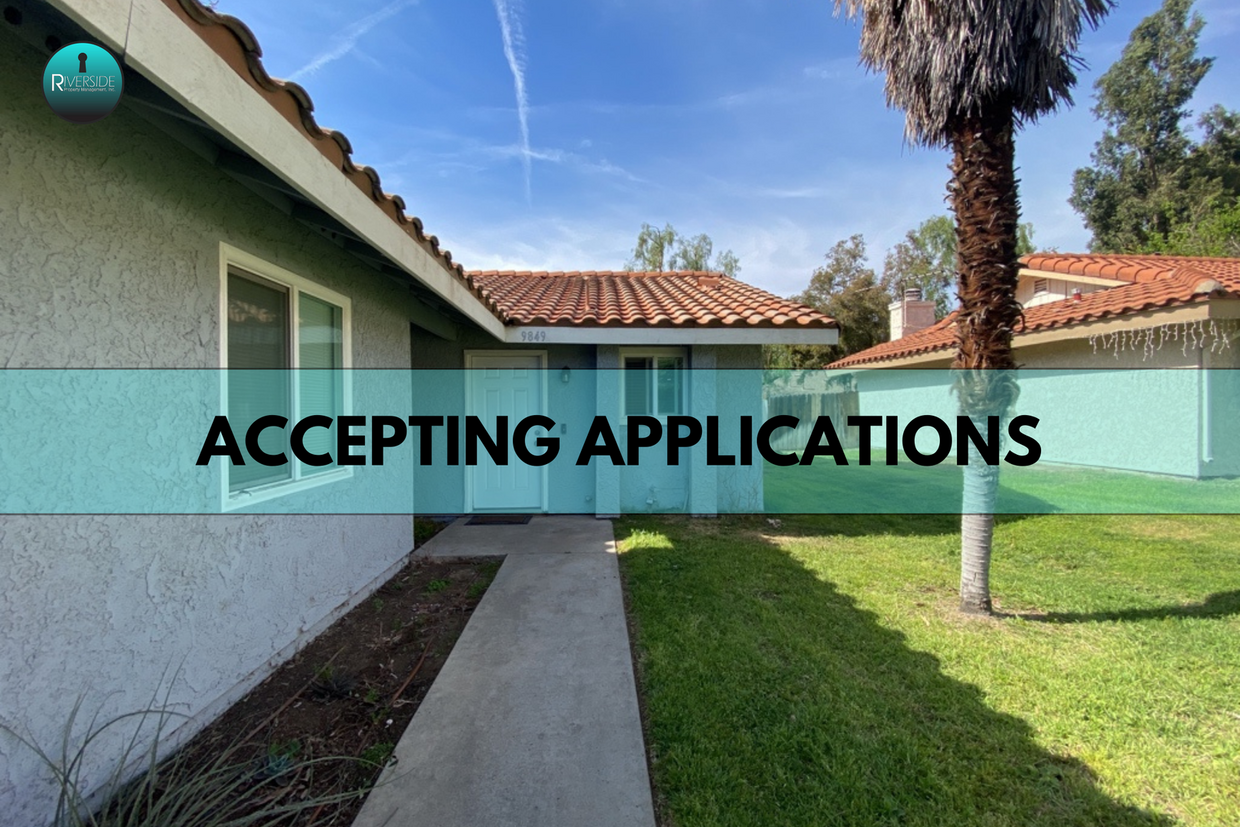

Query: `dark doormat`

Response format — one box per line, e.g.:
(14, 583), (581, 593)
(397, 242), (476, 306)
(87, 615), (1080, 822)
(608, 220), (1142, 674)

(466, 514), (533, 526)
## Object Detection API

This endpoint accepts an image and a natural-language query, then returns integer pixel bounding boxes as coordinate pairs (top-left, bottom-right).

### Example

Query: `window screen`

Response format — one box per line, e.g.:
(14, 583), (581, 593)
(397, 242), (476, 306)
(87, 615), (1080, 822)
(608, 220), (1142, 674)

(624, 357), (651, 416)
(227, 270), (291, 491)
(222, 261), (350, 500)
(656, 356), (683, 415)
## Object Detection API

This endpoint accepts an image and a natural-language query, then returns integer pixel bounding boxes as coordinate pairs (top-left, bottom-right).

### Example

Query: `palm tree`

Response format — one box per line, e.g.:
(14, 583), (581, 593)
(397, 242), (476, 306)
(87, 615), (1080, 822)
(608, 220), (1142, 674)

(835, 0), (1111, 614)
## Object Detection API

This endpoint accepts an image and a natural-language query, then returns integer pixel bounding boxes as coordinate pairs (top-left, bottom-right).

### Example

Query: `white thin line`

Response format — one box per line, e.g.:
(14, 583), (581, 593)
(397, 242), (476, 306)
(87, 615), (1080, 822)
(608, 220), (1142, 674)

(493, 0), (532, 201)
(290, 0), (416, 81)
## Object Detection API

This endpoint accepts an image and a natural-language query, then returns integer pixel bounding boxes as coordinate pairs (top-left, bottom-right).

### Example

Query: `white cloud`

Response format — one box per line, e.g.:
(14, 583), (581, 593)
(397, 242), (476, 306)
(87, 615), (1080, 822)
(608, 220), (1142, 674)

(444, 216), (636, 274)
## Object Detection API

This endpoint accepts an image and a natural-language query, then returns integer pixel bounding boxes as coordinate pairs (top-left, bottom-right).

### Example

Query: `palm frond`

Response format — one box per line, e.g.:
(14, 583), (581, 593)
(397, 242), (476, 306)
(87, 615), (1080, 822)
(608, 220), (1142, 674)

(835, 0), (1112, 145)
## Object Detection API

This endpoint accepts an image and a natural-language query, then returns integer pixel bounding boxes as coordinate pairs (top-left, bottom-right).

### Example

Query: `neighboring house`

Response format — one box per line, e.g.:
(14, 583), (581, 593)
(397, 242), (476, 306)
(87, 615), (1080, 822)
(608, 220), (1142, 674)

(827, 254), (1240, 478)
(830, 253), (1240, 371)
(414, 269), (835, 515)
(0, 0), (835, 822)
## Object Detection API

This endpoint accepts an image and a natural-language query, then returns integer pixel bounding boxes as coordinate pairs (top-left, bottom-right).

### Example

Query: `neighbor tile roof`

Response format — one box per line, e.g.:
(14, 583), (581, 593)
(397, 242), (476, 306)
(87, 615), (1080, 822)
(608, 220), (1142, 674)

(1021, 253), (1240, 284)
(467, 271), (838, 328)
(829, 254), (1240, 368)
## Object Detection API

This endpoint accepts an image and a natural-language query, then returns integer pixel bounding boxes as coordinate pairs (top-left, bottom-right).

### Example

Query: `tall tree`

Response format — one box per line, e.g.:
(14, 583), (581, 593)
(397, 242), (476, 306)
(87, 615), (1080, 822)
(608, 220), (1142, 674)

(882, 215), (957, 317)
(626, 223), (740, 276)
(1069, 0), (1218, 251)
(836, 0), (1109, 614)
(1153, 105), (1240, 255)
(770, 235), (889, 369)
(1147, 197), (1240, 256)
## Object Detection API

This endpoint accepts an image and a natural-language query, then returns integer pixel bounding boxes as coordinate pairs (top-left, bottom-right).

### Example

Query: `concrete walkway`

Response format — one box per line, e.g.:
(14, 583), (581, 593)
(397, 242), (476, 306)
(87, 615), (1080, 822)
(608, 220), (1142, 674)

(352, 516), (657, 827)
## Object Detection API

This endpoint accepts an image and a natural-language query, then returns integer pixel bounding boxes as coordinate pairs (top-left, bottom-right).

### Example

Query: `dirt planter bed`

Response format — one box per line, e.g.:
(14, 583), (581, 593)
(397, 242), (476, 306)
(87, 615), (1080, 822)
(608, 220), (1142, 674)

(168, 547), (502, 826)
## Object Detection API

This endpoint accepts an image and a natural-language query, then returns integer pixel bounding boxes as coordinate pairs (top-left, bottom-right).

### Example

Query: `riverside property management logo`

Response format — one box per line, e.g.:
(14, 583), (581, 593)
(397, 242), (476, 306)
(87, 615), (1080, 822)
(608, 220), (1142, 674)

(42, 42), (123, 123)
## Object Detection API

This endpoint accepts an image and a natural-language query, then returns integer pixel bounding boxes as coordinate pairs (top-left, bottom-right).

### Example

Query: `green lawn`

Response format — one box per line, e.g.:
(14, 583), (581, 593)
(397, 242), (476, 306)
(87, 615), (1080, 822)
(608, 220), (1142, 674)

(617, 514), (1240, 827)
(763, 454), (1240, 514)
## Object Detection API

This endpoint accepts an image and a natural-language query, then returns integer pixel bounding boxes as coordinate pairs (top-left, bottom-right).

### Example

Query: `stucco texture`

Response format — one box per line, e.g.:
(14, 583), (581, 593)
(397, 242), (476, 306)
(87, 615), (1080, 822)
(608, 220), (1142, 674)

(1, 27), (416, 824)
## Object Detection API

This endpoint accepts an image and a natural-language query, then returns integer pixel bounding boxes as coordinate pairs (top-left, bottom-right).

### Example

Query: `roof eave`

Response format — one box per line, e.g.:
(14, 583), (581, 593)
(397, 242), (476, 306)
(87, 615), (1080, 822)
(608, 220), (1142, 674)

(48, 0), (508, 339)
(830, 298), (1238, 369)
(500, 325), (840, 346)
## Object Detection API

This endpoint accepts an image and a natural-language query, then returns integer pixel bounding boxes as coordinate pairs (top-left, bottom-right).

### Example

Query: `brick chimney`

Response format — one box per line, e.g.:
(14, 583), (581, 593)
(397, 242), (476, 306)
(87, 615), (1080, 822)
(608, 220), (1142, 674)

(888, 287), (936, 341)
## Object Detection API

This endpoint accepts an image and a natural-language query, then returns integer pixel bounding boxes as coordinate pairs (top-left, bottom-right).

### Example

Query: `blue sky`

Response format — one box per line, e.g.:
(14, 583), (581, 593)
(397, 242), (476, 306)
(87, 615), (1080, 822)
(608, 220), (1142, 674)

(215, 0), (1240, 298)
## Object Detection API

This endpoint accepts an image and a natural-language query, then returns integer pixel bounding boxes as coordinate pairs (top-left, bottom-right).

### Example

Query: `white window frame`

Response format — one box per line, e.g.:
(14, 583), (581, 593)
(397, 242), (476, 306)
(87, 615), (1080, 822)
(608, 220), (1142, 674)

(1032, 277), (1050, 296)
(218, 243), (353, 510)
(619, 347), (688, 420)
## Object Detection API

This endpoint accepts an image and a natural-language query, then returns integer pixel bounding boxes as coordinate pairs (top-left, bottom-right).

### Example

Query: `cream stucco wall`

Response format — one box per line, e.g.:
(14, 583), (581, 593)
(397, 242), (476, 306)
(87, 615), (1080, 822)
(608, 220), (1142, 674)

(1015, 332), (1227, 370)
(1, 27), (419, 824)
(1016, 275), (1109, 308)
(848, 323), (1240, 479)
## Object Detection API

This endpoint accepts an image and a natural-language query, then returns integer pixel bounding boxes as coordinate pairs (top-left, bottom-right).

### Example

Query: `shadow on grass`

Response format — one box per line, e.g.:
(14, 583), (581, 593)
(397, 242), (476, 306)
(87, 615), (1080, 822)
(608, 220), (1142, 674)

(1011, 589), (1240, 624)
(618, 519), (1172, 827)
(763, 512), (1034, 538)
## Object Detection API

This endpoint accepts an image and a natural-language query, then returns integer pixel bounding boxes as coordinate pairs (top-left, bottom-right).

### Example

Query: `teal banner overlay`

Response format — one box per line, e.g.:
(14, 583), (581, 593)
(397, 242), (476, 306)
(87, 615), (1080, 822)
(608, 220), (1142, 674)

(2, 369), (1237, 514)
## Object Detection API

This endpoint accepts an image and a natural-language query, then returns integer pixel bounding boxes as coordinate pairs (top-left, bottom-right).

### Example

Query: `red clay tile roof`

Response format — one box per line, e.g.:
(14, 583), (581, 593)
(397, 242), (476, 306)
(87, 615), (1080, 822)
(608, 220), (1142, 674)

(1021, 253), (1240, 284)
(467, 271), (839, 328)
(828, 312), (962, 368)
(829, 254), (1240, 368)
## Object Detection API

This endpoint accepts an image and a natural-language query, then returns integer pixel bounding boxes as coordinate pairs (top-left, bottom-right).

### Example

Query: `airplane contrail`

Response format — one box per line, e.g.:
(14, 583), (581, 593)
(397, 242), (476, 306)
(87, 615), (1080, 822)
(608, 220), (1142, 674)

(493, 0), (532, 201)
(290, 0), (416, 81)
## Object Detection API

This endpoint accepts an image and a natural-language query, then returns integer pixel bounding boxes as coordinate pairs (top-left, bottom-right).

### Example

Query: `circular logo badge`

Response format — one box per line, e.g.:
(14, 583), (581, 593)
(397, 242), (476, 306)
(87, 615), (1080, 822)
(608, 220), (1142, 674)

(42, 42), (124, 124)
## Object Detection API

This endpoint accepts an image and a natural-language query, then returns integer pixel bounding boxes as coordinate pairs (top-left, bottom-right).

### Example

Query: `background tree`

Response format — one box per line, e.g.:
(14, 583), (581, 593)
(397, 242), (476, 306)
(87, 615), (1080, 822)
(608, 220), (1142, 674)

(1147, 105), (1240, 255)
(768, 235), (890, 369)
(881, 215), (956, 317)
(882, 216), (1037, 319)
(837, 0), (1110, 615)
(626, 223), (677, 271)
(1150, 198), (1240, 256)
(626, 223), (740, 276)
(1070, 0), (1239, 252)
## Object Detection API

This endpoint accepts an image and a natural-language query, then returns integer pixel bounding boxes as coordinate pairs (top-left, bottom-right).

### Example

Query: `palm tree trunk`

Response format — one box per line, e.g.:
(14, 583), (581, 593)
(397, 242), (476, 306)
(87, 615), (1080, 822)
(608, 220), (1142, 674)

(960, 454), (998, 615)
(950, 105), (1023, 616)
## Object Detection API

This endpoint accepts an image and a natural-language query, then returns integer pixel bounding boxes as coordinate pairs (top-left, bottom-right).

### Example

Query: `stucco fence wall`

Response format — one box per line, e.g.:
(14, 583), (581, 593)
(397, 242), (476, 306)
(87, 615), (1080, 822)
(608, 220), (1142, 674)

(1, 29), (417, 825)
(844, 333), (1225, 480)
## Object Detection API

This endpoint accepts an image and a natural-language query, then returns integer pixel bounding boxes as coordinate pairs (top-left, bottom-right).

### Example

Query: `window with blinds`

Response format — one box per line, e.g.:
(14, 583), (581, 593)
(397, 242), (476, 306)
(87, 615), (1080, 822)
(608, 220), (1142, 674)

(225, 264), (348, 495)
(622, 351), (685, 417)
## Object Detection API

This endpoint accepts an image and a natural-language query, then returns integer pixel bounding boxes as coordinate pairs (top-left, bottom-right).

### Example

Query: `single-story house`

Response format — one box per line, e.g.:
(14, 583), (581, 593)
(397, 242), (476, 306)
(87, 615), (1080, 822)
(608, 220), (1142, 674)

(0, 0), (838, 822)
(831, 253), (1240, 371)
(410, 268), (836, 515)
(826, 253), (1240, 478)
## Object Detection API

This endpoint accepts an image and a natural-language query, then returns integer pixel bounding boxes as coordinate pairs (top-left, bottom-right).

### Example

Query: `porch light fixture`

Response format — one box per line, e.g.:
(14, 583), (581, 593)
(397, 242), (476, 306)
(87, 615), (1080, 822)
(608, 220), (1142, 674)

(561, 366), (571, 384)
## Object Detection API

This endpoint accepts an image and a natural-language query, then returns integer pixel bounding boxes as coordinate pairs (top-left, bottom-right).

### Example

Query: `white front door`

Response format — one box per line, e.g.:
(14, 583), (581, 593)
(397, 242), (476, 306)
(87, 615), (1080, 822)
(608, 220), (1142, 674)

(466, 353), (545, 511)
